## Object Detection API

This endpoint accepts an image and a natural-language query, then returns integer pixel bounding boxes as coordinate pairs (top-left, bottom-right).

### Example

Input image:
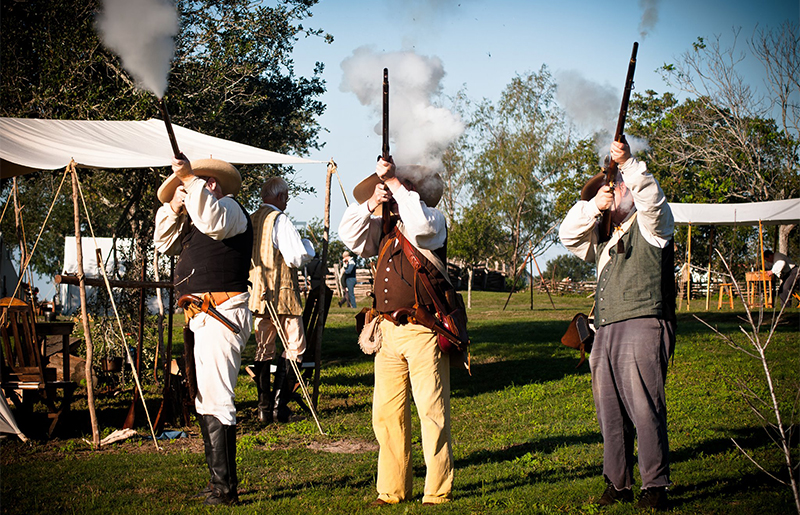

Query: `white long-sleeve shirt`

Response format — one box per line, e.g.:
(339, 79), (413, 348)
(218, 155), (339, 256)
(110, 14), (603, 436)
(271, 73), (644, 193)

(338, 182), (447, 258)
(154, 176), (249, 255)
(559, 156), (674, 275)
(261, 202), (315, 268)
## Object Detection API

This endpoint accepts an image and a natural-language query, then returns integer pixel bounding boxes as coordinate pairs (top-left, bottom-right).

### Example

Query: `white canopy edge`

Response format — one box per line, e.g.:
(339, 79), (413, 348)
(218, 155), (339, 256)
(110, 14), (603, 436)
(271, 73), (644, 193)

(669, 198), (800, 226)
(0, 117), (325, 178)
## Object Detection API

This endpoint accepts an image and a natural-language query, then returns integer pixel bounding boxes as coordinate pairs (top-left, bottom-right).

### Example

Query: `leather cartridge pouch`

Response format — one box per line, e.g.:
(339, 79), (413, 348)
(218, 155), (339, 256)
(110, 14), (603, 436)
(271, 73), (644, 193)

(561, 313), (594, 368)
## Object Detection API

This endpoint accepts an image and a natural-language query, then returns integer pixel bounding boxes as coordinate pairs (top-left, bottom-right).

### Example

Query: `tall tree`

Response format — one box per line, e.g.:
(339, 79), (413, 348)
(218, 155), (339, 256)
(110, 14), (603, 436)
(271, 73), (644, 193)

(0, 0), (330, 278)
(467, 66), (572, 278)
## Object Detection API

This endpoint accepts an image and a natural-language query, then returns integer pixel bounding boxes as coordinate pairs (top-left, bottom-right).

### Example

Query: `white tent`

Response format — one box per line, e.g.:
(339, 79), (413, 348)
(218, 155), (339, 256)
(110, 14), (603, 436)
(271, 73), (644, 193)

(0, 117), (324, 177)
(669, 198), (800, 226)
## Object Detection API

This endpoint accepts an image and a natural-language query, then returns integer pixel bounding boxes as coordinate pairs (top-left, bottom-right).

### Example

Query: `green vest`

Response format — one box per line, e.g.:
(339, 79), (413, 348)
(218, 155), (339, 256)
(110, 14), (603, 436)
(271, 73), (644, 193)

(595, 219), (676, 327)
(248, 206), (303, 316)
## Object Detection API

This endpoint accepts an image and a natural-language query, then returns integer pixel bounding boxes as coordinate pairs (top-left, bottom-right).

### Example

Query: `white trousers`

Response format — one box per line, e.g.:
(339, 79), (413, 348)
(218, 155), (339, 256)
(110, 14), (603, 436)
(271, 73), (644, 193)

(190, 292), (252, 425)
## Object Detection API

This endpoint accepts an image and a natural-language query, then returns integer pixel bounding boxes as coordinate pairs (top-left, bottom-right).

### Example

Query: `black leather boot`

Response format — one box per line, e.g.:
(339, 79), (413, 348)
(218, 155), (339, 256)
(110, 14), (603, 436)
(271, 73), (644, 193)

(194, 415), (213, 499)
(203, 415), (239, 506)
(254, 361), (273, 424)
(272, 358), (295, 423)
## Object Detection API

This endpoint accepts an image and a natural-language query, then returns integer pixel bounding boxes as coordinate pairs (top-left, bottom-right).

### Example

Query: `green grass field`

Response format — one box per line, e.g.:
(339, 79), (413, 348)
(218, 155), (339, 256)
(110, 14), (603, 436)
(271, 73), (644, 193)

(1, 291), (798, 514)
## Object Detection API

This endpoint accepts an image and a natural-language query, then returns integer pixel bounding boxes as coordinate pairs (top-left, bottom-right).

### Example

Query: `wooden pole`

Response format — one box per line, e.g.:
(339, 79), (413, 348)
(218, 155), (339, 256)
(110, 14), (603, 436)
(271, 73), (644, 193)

(529, 251), (534, 310)
(530, 252), (555, 309)
(687, 224), (692, 311)
(705, 226), (716, 311)
(312, 161), (335, 408)
(71, 163), (100, 447)
(758, 220), (770, 307)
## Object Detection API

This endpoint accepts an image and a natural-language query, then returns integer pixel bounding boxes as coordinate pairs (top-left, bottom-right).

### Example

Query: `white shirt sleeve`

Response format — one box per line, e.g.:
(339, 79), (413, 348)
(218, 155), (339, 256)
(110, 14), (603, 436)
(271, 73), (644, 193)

(183, 177), (248, 240)
(271, 210), (316, 268)
(154, 203), (187, 256)
(619, 157), (673, 249)
(338, 201), (383, 258)
(558, 200), (601, 263)
(388, 183), (447, 251)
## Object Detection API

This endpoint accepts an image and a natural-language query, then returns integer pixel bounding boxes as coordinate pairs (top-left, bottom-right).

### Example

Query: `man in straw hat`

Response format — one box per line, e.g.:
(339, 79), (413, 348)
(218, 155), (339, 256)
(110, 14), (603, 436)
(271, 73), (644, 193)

(248, 177), (315, 425)
(154, 155), (253, 506)
(559, 139), (676, 511)
(339, 157), (454, 506)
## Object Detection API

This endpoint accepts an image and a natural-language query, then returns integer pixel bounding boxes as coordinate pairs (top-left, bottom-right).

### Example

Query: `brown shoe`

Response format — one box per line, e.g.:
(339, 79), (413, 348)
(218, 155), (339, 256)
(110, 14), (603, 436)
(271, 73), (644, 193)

(369, 499), (390, 507)
(597, 483), (633, 505)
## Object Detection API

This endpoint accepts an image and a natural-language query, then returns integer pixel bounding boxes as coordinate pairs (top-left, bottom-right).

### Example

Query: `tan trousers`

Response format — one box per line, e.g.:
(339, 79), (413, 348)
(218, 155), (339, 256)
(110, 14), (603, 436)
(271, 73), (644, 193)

(253, 314), (306, 362)
(374, 320), (453, 504)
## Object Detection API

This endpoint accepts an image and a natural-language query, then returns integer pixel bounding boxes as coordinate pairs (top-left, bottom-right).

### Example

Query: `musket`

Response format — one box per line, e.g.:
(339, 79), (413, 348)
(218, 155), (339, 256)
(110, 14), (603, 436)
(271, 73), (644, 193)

(380, 68), (396, 234)
(177, 294), (240, 334)
(598, 42), (638, 243)
(158, 97), (182, 159)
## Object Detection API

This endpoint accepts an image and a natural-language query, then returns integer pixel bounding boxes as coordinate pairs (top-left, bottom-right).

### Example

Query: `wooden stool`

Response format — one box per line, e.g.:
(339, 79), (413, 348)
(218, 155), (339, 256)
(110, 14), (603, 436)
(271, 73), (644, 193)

(718, 283), (734, 309)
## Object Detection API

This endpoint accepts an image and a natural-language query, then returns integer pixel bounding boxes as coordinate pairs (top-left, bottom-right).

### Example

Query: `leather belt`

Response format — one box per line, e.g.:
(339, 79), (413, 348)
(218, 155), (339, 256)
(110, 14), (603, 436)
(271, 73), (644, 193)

(209, 291), (244, 306)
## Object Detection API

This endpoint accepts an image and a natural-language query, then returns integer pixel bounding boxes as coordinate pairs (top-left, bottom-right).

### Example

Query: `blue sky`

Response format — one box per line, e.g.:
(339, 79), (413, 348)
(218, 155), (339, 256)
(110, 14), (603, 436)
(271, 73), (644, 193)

(285, 0), (797, 252)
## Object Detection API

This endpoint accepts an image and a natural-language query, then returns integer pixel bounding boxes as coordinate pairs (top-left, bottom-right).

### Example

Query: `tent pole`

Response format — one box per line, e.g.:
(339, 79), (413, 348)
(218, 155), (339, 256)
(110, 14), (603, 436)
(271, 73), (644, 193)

(312, 161), (335, 408)
(705, 226), (715, 310)
(71, 162), (100, 447)
(687, 224), (692, 311)
(758, 220), (770, 307)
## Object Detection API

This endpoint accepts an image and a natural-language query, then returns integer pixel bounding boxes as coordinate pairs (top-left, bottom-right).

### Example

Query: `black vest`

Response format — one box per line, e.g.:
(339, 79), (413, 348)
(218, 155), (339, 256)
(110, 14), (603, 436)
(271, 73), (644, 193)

(174, 199), (253, 298)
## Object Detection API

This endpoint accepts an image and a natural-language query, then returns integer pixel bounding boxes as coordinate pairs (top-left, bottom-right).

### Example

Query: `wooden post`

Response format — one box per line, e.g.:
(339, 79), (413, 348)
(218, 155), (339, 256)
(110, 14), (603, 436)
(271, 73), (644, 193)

(705, 226), (715, 311)
(530, 252), (555, 309)
(312, 161), (335, 408)
(687, 224), (692, 311)
(70, 163), (100, 447)
(758, 220), (770, 307)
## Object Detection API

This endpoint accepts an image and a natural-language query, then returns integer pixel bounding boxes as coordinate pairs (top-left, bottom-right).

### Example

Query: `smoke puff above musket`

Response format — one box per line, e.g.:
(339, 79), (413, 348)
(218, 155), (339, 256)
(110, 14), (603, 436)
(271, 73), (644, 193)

(96, 0), (178, 98)
(340, 46), (465, 171)
(555, 69), (648, 164)
(638, 0), (661, 40)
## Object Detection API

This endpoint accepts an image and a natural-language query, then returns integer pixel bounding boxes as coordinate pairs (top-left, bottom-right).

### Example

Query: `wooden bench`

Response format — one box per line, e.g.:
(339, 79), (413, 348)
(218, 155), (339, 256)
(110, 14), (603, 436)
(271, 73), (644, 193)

(0, 297), (76, 437)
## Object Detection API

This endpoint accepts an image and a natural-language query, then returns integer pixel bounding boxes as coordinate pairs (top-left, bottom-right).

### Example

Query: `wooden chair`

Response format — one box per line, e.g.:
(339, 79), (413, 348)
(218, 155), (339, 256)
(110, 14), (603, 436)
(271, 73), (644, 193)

(717, 283), (734, 310)
(0, 297), (76, 437)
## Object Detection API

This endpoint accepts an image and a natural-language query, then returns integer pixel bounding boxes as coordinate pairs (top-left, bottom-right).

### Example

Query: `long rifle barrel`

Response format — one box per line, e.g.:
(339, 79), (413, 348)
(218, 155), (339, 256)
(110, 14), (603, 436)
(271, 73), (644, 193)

(382, 68), (390, 160)
(158, 98), (181, 159)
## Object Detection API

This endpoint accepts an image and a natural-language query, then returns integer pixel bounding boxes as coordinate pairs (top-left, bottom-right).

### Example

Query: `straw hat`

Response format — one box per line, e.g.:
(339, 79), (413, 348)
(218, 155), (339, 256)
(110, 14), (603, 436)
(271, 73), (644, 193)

(157, 158), (241, 203)
(353, 165), (444, 216)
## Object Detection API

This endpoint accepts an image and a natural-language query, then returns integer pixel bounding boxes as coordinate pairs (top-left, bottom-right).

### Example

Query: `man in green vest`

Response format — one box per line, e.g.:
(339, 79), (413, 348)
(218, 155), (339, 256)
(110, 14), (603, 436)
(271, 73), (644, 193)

(248, 177), (315, 424)
(560, 139), (676, 511)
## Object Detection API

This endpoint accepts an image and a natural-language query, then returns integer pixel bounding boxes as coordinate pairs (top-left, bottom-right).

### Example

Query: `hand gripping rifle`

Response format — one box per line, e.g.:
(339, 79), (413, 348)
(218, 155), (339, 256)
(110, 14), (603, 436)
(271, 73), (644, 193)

(379, 68), (397, 234)
(598, 42), (638, 243)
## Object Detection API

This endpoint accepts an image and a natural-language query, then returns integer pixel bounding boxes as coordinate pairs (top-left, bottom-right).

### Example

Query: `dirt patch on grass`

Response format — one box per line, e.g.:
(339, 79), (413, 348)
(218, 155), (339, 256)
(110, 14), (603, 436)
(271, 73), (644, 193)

(307, 438), (377, 454)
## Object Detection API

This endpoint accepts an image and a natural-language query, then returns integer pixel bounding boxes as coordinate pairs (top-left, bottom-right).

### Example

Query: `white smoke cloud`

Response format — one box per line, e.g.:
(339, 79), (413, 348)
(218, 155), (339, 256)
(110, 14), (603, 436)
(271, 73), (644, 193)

(96, 0), (178, 98)
(638, 0), (660, 39)
(340, 46), (464, 171)
(555, 69), (648, 163)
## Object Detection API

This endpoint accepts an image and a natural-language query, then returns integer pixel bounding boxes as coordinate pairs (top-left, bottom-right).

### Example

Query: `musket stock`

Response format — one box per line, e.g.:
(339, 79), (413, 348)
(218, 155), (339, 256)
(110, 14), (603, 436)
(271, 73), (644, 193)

(599, 42), (638, 243)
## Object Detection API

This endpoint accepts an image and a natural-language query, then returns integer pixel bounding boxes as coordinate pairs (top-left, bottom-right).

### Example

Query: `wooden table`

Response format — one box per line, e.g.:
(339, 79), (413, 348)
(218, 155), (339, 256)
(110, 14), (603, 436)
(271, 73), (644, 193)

(745, 271), (773, 308)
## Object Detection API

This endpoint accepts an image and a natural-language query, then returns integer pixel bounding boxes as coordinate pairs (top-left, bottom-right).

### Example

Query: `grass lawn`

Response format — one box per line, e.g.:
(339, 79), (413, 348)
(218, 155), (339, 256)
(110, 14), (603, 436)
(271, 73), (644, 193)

(1, 291), (798, 514)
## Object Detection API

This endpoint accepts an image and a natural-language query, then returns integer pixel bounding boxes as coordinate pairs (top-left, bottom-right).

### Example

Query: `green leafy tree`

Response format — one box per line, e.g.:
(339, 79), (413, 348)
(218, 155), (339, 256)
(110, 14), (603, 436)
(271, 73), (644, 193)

(448, 205), (508, 307)
(542, 253), (595, 282)
(0, 0), (330, 279)
(468, 66), (572, 279)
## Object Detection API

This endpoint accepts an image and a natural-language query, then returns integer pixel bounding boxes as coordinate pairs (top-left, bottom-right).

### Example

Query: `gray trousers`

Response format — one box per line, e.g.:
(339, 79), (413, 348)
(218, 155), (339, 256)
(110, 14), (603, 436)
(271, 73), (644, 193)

(590, 317), (675, 490)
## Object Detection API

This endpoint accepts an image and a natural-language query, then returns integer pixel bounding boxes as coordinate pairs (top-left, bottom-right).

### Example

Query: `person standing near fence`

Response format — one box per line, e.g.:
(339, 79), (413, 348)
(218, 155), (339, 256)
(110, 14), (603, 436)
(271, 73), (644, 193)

(249, 177), (315, 425)
(340, 251), (357, 308)
(154, 156), (253, 506)
(559, 138), (676, 511)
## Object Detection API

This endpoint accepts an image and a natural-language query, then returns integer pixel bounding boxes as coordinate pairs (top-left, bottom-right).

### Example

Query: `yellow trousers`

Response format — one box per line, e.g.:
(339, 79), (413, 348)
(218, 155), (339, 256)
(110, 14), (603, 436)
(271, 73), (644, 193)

(373, 320), (453, 504)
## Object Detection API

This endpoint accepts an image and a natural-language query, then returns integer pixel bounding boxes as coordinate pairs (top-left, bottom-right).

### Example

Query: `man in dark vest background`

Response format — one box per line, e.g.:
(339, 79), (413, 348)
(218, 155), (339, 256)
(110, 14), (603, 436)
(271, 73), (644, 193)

(339, 158), (454, 506)
(559, 139), (676, 511)
(154, 156), (253, 506)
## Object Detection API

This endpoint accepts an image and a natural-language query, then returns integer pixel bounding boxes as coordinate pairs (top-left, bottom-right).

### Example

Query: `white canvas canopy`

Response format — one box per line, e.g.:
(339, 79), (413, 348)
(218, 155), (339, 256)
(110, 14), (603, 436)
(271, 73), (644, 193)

(669, 198), (800, 226)
(0, 117), (324, 178)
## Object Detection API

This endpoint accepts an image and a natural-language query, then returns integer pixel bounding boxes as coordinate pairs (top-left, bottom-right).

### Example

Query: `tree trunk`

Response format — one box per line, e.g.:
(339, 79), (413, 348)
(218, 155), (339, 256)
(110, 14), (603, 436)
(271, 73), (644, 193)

(777, 224), (795, 255)
(467, 265), (473, 309)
